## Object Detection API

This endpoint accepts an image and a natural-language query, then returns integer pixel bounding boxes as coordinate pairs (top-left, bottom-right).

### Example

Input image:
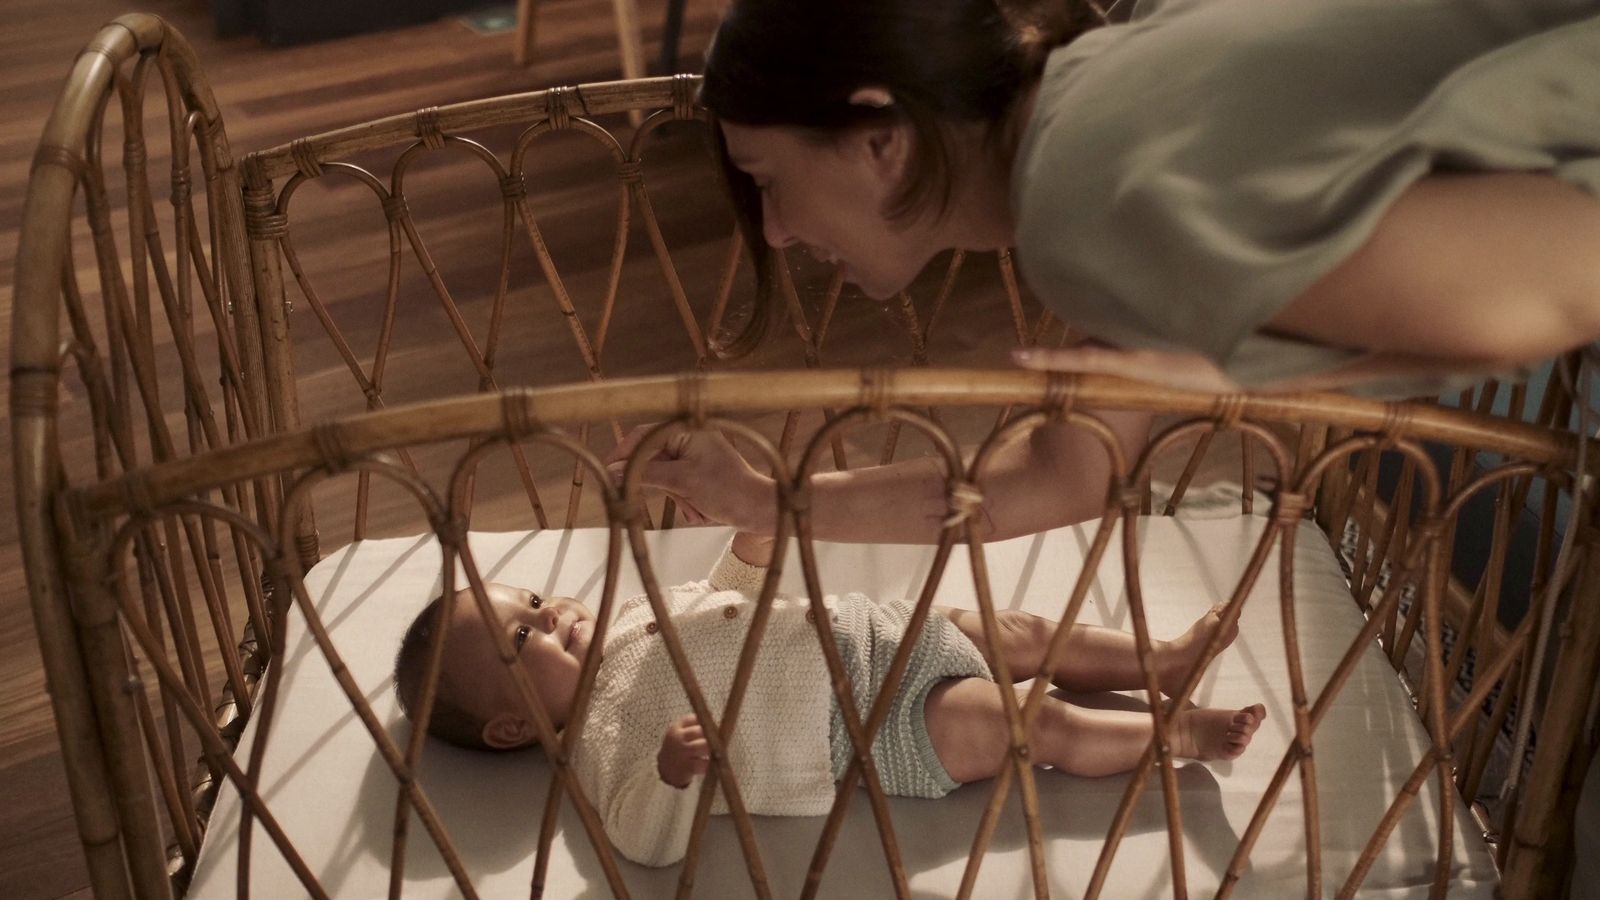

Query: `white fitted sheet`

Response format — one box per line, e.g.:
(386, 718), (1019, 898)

(188, 517), (1498, 898)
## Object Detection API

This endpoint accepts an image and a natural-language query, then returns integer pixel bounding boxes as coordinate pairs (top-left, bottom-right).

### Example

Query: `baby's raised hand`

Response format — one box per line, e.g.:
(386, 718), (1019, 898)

(657, 714), (710, 789)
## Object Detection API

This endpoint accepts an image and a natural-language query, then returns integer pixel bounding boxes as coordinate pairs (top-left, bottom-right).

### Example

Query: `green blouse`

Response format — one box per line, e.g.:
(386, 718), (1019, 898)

(1012, 0), (1600, 397)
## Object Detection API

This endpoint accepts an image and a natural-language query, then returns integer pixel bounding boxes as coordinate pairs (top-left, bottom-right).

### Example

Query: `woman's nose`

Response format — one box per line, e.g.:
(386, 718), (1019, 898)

(761, 197), (796, 249)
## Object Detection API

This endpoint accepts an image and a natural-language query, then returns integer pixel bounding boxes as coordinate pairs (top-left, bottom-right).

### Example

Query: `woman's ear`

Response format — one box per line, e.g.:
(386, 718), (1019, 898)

(848, 87), (894, 109)
(481, 713), (538, 750)
(843, 88), (909, 183)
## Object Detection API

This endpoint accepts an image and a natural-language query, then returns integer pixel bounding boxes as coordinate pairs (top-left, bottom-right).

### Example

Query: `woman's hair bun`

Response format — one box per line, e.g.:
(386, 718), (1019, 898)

(1007, 0), (1109, 72)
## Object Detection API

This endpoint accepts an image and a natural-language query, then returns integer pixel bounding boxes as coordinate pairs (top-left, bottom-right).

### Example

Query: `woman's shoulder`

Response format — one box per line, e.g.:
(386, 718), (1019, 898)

(1011, 0), (1599, 359)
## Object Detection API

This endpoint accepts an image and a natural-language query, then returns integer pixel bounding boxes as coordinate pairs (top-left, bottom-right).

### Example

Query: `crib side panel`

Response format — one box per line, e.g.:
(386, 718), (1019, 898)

(12, 14), (293, 898)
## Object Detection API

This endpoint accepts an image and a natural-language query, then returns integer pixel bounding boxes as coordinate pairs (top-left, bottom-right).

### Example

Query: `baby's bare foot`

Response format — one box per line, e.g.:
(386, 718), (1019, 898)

(1158, 604), (1240, 697)
(1174, 704), (1266, 761)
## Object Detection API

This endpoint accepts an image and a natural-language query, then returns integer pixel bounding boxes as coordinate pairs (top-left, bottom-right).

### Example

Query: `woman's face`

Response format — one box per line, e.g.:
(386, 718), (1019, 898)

(720, 120), (938, 299)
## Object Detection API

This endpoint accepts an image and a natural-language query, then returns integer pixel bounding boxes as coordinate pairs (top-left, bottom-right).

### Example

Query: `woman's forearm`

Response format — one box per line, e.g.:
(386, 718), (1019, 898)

(770, 410), (1152, 544)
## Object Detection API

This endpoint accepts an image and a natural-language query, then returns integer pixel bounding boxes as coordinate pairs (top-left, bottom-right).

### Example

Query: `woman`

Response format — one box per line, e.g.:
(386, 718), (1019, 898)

(612, 0), (1600, 540)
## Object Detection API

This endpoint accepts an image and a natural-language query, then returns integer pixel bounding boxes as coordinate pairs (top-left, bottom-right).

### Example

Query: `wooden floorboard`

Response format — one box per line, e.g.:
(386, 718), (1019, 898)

(0, 1), (723, 895)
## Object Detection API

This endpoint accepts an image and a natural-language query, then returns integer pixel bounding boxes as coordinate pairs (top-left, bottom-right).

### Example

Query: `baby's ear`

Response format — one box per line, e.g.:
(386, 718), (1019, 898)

(481, 713), (538, 750)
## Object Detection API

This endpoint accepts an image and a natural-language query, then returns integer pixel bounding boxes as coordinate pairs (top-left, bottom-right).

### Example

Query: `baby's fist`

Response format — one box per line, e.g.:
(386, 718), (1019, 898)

(657, 714), (710, 789)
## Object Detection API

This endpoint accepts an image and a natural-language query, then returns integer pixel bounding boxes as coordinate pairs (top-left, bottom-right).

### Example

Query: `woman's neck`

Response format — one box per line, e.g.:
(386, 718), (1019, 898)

(935, 80), (1041, 252)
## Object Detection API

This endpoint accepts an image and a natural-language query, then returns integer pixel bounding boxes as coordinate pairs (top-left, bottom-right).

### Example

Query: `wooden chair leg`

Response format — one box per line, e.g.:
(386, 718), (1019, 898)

(513, 0), (538, 66)
(611, 0), (645, 125)
(611, 0), (645, 81)
(659, 0), (686, 74)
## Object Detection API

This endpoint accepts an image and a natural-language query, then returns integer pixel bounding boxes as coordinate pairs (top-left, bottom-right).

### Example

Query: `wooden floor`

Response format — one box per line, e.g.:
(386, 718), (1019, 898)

(0, 1), (733, 896)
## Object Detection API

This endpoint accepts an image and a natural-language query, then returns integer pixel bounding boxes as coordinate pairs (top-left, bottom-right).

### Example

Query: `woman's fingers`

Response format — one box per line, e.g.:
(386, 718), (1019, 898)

(1012, 345), (1242, 393)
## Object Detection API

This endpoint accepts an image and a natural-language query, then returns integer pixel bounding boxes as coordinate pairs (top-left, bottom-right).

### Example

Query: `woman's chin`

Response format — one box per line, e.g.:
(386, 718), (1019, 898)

(848, 267), (911, 301)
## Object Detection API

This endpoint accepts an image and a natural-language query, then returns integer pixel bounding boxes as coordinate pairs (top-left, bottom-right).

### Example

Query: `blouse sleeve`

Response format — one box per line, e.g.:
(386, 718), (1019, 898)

(1012, 1), (1600, 389)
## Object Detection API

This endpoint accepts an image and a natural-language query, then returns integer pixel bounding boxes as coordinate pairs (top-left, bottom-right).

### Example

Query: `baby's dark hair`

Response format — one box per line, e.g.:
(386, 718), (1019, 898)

(393, 595), (496, 751)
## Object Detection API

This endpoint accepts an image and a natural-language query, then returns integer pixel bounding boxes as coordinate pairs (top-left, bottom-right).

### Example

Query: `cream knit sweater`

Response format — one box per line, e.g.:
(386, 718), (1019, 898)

(570, 546), (837, 867)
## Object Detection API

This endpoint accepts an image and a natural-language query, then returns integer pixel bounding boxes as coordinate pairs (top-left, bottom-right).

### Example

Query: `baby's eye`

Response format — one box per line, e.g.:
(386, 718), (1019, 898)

(514, 625), (531, 651)
(529, 594), (542, 610)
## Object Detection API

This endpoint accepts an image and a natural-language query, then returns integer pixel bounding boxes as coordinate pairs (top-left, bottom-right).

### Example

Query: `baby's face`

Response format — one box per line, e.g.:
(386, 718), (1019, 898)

(442, 582), (596, 729)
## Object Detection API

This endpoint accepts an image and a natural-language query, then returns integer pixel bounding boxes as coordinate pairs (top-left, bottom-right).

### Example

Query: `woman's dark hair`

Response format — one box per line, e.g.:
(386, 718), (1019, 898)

(700, 0), (1104, 357)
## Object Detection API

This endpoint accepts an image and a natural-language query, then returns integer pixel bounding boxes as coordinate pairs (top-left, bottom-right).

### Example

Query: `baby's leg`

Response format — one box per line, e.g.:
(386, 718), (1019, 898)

(939, 605), (1238, 697)
(924, 679), (1266, 781)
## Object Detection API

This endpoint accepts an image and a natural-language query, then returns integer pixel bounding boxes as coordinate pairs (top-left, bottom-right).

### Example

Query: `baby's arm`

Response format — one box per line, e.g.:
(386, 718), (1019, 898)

(729, 532), (774, 567)
(706, 532), (775, 593)
(599, 738), (705, 867)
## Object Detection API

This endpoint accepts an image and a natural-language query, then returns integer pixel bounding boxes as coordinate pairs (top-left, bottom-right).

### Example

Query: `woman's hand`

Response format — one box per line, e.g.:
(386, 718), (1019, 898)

(657, 714), (710, 789)
(1012, 343), (1243, 393)
(605, 425), (776, 532)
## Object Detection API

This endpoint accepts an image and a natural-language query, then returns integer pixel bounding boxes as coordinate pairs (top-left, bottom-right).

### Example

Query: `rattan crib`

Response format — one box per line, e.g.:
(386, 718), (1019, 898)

(14, 13), (1600, 899)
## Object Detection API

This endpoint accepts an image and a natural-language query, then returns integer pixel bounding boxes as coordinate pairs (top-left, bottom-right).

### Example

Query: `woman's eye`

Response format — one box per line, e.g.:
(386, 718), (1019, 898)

(515, 625), (531, 650)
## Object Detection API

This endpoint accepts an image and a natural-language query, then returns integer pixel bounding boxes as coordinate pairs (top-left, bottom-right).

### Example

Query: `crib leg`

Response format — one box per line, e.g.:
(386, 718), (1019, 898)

(21, 528), (135, 898)
(1502, 526), (1600, 898)
(62, 522), (177, 900)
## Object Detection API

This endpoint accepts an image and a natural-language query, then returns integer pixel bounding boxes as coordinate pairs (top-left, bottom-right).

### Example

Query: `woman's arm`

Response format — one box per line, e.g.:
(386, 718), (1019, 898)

(608, 411), (1151, 543)
(1013, 174), (1600, 393)
(1268, 173), (1600, 369)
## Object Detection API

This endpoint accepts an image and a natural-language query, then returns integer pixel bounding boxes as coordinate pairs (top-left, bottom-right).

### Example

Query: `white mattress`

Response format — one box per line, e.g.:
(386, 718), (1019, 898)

(188, 517), (1498, 898)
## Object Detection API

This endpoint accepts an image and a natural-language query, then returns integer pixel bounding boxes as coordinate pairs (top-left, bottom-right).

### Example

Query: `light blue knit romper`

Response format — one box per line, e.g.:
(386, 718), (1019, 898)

(827, 596), (993, 798)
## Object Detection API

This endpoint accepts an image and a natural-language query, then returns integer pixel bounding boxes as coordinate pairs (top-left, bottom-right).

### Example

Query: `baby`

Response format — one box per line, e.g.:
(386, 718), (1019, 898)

(394, 533), (1265, 866)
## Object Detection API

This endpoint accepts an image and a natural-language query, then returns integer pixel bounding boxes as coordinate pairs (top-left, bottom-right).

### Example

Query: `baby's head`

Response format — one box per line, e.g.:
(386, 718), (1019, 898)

(393, 582), (596, 751)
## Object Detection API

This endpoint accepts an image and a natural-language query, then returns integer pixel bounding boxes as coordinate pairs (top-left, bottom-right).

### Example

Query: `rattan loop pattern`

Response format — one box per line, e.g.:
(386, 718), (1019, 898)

(120, 474), (157, 518)
(1413, 517), (1447, 543)
(10, 367), (61, 417)
(671, 73), (696, 120)
(604, 496), (644, 528)
(243, 184), (274, 212)
(1212, 394), (1248, 430)
(246, 210), (288, 240)
(31, 144), (86, 179)
(381, 195), (408, 222)
(859, 368), (894, 417)
(170, 168), (192, 204)
(1377, 404), (1416, 448)
(501, 389), (536, 437)
(676, 373), (707, 429)
(289, 139), (323, 179)
(414, 106), (446, 150)
(433, 516), (469, 547)
(499, 173), (526, 200)
(1043, 371), (1079, 420)
(1273, 492), (1308, 523)
(311, 423), (354, 472)
(943, 479), (985, 529)
(545, 86), (575, 131)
